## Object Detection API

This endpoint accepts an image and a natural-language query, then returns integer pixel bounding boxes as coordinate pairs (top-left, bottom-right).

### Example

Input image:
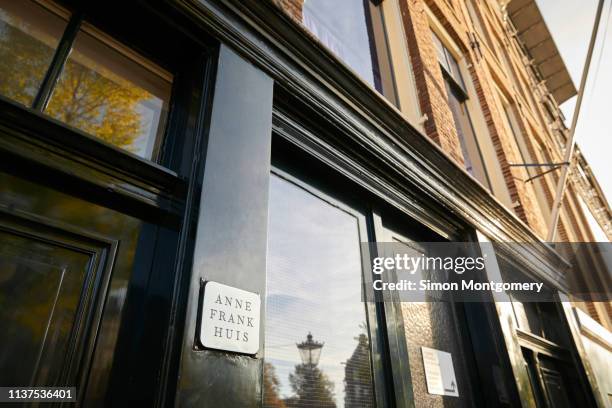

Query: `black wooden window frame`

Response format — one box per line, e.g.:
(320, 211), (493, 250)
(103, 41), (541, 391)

(1, 0), (208, 170)
(0, 1), (220, 405)
(22, 4), (167, 160)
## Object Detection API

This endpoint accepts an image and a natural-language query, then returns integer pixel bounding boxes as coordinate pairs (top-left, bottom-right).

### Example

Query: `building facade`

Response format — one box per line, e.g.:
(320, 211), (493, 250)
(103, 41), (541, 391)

(0, 0), (610, 407)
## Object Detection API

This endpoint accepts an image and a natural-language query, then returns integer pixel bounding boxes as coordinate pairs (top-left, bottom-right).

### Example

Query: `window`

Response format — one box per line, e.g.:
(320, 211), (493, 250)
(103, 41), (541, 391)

(264, 174), (375, 408)
(431, 32), (465, 91)
(0, 0), (68, 106)
(432, 32), (490, 188)
(501, 103), (527, 161)
(380, 0), (422, 126)
(491, 26), (533, 110)
(0, 0), (172, 160)
(46, 23), (171, 159)
(446, 84), (478, 174)
(302, 0), (397, 104)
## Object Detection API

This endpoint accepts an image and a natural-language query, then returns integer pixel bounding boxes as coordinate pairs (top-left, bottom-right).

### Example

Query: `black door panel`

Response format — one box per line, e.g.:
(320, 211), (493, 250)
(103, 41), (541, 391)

(0, 207), (116, 389)
(0, 170), (174, 405)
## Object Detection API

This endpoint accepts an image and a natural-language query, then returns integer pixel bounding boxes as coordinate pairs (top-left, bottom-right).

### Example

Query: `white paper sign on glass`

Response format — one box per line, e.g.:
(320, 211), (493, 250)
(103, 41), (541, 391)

(200, 281), (260, 354)
(421, 346), (459, 397)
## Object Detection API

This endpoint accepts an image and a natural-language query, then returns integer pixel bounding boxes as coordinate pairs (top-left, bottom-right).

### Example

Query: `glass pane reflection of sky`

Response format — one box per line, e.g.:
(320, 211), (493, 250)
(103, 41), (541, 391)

(302, 0), (375, 87)
(265, 174), (374, 408)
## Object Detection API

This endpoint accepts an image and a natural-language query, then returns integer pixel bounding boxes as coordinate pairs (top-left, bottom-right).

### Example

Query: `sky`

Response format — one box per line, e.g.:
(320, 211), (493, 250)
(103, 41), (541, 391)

(536, 0), (611, 231)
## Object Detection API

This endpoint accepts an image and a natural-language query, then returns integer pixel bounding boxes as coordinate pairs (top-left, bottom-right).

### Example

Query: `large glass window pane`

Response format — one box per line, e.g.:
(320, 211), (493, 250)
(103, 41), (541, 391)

(45, 23), (172, 160)
(303, 0), (380, 90)
(0, 0), (68, 106)
(301, 0), (398, 105)
(264, 174), (375, 408)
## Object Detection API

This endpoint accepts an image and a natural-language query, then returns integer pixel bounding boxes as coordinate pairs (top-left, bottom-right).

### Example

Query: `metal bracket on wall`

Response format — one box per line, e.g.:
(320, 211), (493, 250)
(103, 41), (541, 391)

(508, 162), (568, 183)
(524, 165), (563, 183)
(508, 162), (569, 168)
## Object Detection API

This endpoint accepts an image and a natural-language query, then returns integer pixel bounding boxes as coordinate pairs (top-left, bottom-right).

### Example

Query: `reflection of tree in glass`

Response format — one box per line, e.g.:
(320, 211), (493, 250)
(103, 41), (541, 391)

(46, 59), (149, 151)
(287, 362), (336, 408)
(263, 362), (287, 408)
(0, 13), (150, 152)
(343, 329), (374, 408)
(0, 13), (56, 105)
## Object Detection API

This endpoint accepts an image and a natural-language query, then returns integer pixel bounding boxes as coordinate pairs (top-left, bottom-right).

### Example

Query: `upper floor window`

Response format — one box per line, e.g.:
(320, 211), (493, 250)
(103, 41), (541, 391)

(431, 32), (491, 189)
(431, 31), (465, 91)
(302, 0), (398, 105)
(465, 0), (497, 58)
(0, 0), (172, 160)
(0, 0), (68, 106)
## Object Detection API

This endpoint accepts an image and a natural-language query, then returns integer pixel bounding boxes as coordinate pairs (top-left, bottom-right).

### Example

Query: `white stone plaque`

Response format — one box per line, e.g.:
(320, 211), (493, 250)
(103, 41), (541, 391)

(421, 346), (459, 397)
(200, 281), (260, 354)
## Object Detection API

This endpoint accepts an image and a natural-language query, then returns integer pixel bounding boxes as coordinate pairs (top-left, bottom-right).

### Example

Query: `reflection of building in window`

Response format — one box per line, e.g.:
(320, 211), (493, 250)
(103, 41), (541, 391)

(344, 333), (374, 408)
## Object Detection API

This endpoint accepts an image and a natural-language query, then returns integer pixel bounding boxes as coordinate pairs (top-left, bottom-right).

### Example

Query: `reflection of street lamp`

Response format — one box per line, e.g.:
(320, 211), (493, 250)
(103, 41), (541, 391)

(297, 332), (323, 367)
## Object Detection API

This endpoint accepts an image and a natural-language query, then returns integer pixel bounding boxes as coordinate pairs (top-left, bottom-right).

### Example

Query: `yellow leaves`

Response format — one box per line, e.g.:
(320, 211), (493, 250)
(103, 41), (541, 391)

(0, 24), (55, 106)
(1, 20), (153, 155)
(46, 61), (150, 152)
